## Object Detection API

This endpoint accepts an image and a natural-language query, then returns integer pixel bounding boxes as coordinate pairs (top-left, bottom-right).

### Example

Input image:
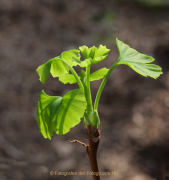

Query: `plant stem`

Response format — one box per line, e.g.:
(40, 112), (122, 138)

(60, 58), (84, 90)
(86, 65), (93, 114)
(86, 125), (100, 180)
(94, 63), (118, 110)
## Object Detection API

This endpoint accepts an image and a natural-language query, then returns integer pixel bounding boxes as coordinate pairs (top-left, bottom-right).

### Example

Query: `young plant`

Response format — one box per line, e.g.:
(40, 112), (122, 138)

(36, 38), (162, 180)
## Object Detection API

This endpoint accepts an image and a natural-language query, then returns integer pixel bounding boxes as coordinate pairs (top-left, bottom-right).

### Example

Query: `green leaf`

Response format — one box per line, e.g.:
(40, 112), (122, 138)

(50, 57), (69, 78)
(58, 67), (109, 85)
(79, 45), (90, 59)
(93, 45), (110, 64)
(59, 67), (109, 85)
(59, 74), (77, 84)
(36, 89), (87, 139)
(61, 50), (81, 66)
(53, 89), (87, 135)
(90, 68), (109, 81)
(80, 58), (92, 67)
(36, 61), (51, 84)
(36, 57), (69, 84)
(37, 50), (80, 84)
(89, 46), (97, 59)
(61, 68), (109, 85)
(72, 56), (81, 64)
(72, 57), (92, 68)
(116, 38), (162, 79)
(79, 45), (110, 67)
(36, 91), (62, 139)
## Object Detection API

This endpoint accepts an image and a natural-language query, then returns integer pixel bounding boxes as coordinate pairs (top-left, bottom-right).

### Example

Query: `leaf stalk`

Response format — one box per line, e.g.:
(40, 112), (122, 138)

(86, 65), (93, 114)
(60, 58), (84, 90)
(94, 62), (118, 110)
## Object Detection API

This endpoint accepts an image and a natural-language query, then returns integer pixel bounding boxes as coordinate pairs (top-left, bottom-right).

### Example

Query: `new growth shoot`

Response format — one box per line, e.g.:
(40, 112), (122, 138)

(36, 38), (162, 139)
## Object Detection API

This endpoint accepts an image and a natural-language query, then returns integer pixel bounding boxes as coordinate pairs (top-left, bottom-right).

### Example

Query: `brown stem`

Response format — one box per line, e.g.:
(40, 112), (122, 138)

(86, 125), (100, 180)
(68, 126), (100, 180)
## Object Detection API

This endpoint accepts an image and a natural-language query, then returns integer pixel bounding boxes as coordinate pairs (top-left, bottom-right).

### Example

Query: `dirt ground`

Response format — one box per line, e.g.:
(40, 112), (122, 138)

(0, 0), (169, 180)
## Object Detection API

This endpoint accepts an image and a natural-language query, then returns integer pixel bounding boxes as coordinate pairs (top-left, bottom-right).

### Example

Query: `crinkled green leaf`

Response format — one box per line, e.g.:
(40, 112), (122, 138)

(79, 45), (90, 59)
(72, 55), (81, 64)
(61, 50), (81, 66)
(116, 38), (162, 79)
(80, 58), (92, 67)
(36, 61), (51, 84)
(90, 68), (109, 81)
(36, 89), (87, 139)
(50, 57), (69, 78)
(72, 56), (92, 68)
(59, 74), (77, 84)
(78, 45), (110, 67)
(79, 45), (110, 67)
(36, 57), (69, 84)
(89, 46), (97, 59)
(93, 45), (110, 64)
(37, 50), (80, 84)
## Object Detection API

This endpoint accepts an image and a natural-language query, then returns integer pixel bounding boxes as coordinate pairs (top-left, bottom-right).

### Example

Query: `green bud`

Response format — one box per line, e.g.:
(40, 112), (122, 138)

(88, 110), (100, 128)
(83, 110), (100, 128)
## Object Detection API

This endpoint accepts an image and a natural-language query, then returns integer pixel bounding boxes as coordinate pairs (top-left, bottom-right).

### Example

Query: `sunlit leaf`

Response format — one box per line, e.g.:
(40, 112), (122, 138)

(93, 45), (110, 64)
(36, 91), (62, 139)
(90, 68), (109, 81)
(116, 38), (162, 79)
(79, 45), (90, 59)
(78, 45), (110, 67)
(80, 58), (92, 67)
(36, 61), (51, 84)
(50, 57), (69, 78)
(53, 89), (87, 135)
(89, 46), (97, 59)
(59, 74), (77, 84)
(36, 89), (87, 139)
(36, 57), (69, 84)
(61, 50), (80, 66)
(37, 50), (81, 84)
(59, 67), (109, 85)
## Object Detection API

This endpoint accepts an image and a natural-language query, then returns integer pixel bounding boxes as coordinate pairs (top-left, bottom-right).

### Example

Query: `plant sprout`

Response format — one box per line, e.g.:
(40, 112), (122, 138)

(36, 38), (162, 180)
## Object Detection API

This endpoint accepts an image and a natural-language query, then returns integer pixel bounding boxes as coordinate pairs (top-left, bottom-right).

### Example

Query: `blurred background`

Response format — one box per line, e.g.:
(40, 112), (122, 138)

(0, 0), (169, 180)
